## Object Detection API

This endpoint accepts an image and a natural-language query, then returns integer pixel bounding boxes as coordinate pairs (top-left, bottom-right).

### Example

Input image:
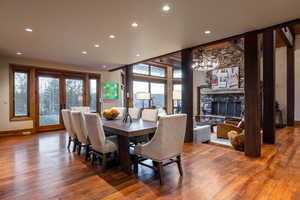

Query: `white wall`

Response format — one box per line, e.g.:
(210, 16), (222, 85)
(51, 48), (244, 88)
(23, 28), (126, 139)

(294, 37), (300, 121)
(275, 47), (287, 123)
(0, 56), (122, 132)
(193, 71), (208, 114)
(101, 70), (123, 110)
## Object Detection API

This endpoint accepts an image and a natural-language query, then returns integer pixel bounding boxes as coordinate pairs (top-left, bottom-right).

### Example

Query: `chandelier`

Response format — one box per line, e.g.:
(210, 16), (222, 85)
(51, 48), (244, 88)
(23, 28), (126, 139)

(192, 54), (220, 71)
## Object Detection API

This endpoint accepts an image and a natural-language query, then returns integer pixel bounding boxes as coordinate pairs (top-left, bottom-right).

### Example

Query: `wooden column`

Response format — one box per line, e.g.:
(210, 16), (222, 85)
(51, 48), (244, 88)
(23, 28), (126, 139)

(125, 65), (133, 107)
(287, 46), (295, 126)
(263, 30), (276, 144)
(244, 32), (261, 157)
(166, 66), (173, 115)
(181, 48), (193, 142)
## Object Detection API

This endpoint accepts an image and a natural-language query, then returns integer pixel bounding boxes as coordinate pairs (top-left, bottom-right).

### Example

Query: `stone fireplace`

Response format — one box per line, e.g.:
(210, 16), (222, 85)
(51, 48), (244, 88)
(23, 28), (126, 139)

(200, 88), (244, 123)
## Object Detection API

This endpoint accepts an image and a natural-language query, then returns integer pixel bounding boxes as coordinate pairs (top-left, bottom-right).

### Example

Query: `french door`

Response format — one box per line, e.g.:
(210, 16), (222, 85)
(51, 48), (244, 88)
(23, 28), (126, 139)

(36, 74), (84, 131)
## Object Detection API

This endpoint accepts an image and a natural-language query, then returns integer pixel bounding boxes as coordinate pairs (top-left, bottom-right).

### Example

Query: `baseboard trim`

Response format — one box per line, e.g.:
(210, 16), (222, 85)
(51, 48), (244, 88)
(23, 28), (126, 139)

(295, 121), (300, 125)
(0, 129), (34, 137)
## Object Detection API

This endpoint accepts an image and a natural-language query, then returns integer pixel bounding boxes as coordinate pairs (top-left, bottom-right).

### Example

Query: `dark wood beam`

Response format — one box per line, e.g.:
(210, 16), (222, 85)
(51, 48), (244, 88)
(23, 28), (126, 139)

(287, 46), (295, 126)
(244, 32), (261, 157)
(125, 65), (133, 107)
(263, 30), (276, 144)
(277, 27), (294, 48)
(181, 48), (194, 142)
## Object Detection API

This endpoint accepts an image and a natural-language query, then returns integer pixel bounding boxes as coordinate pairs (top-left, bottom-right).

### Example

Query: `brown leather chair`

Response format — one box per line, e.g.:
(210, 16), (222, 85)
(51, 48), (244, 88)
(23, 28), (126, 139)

(217, 118), (244, 139)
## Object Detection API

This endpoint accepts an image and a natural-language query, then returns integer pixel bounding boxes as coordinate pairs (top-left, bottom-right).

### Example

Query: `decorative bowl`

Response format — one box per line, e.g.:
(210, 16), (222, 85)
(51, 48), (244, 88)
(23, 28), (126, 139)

(103, 108), (120, 120)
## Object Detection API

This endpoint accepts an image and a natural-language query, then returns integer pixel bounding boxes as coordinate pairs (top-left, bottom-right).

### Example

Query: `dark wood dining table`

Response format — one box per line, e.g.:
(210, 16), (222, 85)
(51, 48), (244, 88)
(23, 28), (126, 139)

(102, 119), (157, 174)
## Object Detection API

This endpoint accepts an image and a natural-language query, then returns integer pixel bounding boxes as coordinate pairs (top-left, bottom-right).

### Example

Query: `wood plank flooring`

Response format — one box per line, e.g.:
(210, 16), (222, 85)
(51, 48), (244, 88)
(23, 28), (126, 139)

(1, 126), (300, 199)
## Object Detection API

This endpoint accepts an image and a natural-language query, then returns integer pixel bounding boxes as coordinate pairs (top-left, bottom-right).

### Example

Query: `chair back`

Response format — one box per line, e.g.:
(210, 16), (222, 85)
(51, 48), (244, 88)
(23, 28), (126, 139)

(147, 114), (187, 159)
(71, 111), (88, 143)
(129, 108), (141, 120)
(71, 106), (90, 113)
(84, 113), (106, 151)
(141, 109), (158, 122)
(61, 109), (76, 138)
(112, 107), (126, 119)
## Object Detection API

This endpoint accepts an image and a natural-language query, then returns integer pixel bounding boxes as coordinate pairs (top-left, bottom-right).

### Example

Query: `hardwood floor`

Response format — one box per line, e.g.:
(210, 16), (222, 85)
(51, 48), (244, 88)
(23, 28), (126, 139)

(1, 126), (300, 200)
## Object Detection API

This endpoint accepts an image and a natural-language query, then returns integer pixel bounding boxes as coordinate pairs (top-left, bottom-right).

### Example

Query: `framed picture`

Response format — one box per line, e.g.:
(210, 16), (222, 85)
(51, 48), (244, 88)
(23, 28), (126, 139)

(211, 67), (239, 89)
(103, 82), (119, 100)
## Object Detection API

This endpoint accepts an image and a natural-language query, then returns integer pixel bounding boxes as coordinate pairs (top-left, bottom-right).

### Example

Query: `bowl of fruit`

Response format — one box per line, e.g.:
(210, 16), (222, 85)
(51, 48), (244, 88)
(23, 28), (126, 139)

(103, 108), (120, 120)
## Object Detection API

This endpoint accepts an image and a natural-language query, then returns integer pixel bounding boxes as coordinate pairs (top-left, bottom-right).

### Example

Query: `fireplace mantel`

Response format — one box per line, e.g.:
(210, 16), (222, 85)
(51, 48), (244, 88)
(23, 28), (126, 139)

(201, 88), (244, 95)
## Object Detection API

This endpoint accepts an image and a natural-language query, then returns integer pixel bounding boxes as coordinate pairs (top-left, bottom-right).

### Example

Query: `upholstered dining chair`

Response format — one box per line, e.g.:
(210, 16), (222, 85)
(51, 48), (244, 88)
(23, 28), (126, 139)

(71, 106), (90, 113)
(71, 111), (90, 159)
(134, 114), (187, 185)
(61, 109), (77, 152)
(141, 109), (158, 122)
(84, 113), (118, 171)
(129, 107), (141, 120)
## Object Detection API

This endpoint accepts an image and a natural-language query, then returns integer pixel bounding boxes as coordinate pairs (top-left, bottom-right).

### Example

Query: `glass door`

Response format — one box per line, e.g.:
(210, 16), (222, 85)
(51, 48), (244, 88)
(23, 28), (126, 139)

(65, 78), (84, 109)
(37, 75), (62, 130)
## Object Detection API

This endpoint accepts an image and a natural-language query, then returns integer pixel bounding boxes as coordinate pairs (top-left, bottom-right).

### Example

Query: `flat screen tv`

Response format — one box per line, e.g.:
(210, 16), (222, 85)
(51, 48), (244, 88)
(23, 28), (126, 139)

(211, 67), (239, 89)
(103, 82), (119, 100)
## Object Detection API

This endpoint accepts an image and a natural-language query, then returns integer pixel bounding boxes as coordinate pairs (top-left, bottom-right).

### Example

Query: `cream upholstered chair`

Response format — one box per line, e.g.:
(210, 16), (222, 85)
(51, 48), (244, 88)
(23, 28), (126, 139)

(141, 109), (158, 122)
(129, 108), (141, 120)
(71, 111), (90, 159)
(71, 106), (90, 113)
(112, 107), (126, 119)
(61, 109), (77, 152)
(193, 117), (210, 143)
(134, 114), (187, 185)
(84, 113), (118, 171)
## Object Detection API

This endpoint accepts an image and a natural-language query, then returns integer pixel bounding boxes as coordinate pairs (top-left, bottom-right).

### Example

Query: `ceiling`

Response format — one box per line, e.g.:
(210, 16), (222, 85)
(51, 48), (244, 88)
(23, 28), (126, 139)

(0, 0), (299, 70)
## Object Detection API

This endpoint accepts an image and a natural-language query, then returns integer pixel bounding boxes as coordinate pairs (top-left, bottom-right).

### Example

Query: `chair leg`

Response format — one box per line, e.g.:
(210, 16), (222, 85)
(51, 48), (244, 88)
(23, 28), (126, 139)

(133, 155), (139, 173)
(157, 162), (164, 185)
(176, 155), (183, 176)
(67, 136), (72, 150)
(102, 153), (107, 172)
(91, 152), (96, 166)
(85, 145), (90, 161)
(78, 143), (82, 155)
(72, 139), (77, 152)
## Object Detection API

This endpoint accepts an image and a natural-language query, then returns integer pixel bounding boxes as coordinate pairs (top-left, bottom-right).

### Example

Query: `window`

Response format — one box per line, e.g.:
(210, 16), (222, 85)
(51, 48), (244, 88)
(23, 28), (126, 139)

(173, 68), (182, 78)
(133, 80), (166, 108)
(150, 66), (165, 77)
(133, 64), (149, 75)
(133, 64), (165, 77)
(13, 71), (29, 117)
(89, 79), (97, 112)
(150, 83), (165, 108)
(133, 81), (149, 108)
(65, 79), (84, 109)
(173, 84), (182, 113)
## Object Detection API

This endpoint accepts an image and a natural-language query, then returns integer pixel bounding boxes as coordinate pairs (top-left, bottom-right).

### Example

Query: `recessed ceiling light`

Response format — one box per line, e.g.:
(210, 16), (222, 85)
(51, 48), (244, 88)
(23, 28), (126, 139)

(109, 35), (115, 39)
(204, 30), (211, 34)
(25, 28), (33, 32)
(162, 5), (171, 12)
(94, 44), (100, 48)
(131, 22), (138, 28)
(136, 54), (140, 57)
(16, 52), (23, 55)
(82, 51), (87, 55)
(103, 65), (107, 68)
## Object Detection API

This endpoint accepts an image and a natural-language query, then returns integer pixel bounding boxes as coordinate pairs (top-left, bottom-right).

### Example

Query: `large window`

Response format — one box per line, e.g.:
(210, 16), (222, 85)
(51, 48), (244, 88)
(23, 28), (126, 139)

(150, 83), (165, 108)
(133, 81), (150, 108)
(89, 79), (97, 112)
(65, 79), (84, 109)
(133, 64), (165, 77)
(173, 68), (182, 78)
(133, 80), (165, 108)
(173, 84), (182, 113)
(13, 71), (29, 117)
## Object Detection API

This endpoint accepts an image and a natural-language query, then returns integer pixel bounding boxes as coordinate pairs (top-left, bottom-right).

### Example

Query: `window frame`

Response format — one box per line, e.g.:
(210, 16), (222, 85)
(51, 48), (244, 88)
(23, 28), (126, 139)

(9, 66), (31, 121)
(133, 63), (166, 78)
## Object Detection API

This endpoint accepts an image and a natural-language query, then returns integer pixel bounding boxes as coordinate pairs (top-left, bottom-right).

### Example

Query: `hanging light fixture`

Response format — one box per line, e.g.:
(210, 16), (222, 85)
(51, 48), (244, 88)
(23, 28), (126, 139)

(192, 50), (220, 71)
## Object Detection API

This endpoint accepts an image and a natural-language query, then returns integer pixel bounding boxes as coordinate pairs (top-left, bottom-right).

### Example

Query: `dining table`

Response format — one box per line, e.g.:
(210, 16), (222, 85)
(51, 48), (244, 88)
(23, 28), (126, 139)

(102, 118), (157, 174)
